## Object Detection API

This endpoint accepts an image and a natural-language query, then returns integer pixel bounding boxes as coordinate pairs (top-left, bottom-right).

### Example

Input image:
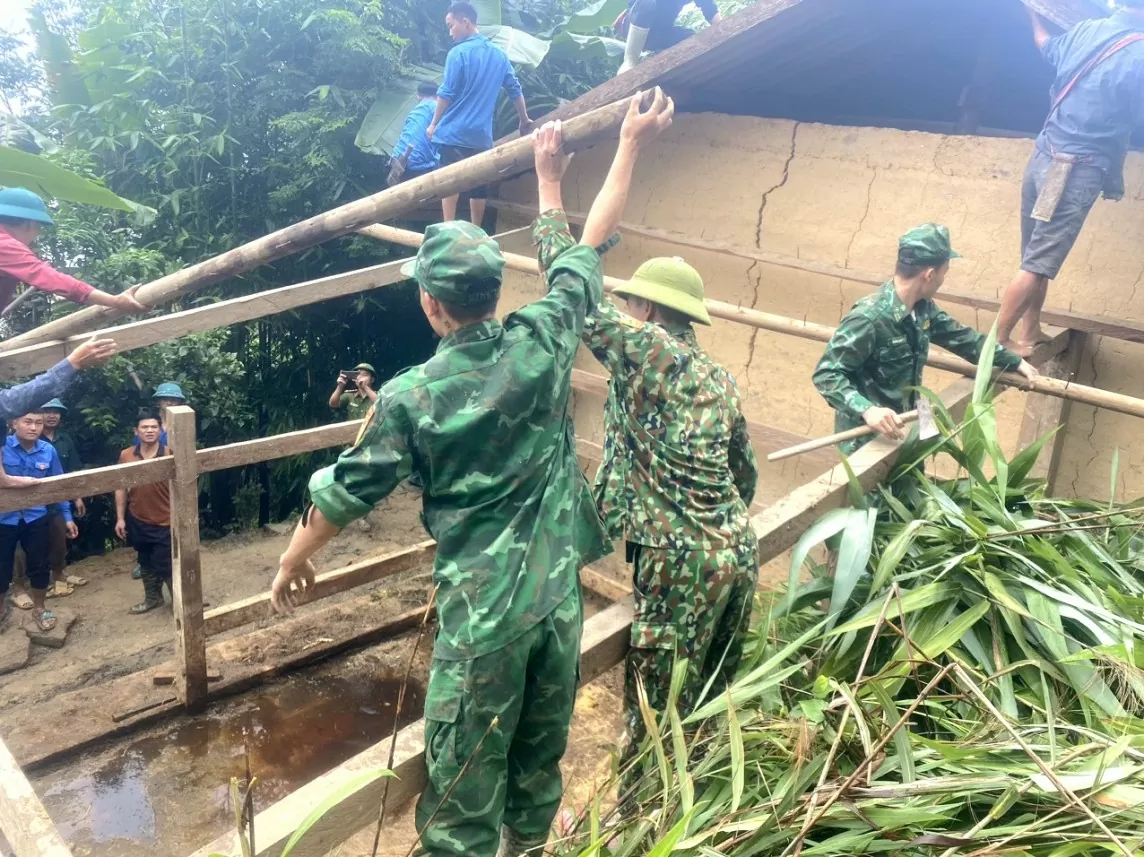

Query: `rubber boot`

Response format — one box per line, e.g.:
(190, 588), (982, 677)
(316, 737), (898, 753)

(131, 563), (142, 580)
(496, 828), (548, 857)
(130, 568), (164, 614)
(618, 24), (649, 75)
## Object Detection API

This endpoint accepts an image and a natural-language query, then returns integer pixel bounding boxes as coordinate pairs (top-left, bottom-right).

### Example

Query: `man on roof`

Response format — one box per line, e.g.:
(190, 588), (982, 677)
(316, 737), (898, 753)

(0, 187), (147, 318)
(427, 1), (533, 226)
(268, 91), (675, 857)
(995, 1), (1144, 355)
(814, 225), (1039, 454)
(388, 82), (441, 187)
(615, 0), (722, 75)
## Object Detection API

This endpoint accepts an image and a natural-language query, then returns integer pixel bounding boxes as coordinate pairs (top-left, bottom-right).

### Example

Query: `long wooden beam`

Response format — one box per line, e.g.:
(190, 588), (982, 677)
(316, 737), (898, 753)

(204, 540), (436, 637)
(2, 95), (647, 351)
(487, 199), (1144, 347)
(0, 258), (411, 381)
(0, 227), (528, 382)
(0, 735), (74, 857)
(190, 598), (633, 857)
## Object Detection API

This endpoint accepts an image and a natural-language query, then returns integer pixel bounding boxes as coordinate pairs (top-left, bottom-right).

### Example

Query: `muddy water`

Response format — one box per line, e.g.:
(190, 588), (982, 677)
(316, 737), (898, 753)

(35, 672), (424, 857)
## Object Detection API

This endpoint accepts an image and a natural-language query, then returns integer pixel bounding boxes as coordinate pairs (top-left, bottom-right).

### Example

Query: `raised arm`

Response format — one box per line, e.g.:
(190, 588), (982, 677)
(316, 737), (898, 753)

(1027, 8), (1050, 51)
(581, 88), (674, 249)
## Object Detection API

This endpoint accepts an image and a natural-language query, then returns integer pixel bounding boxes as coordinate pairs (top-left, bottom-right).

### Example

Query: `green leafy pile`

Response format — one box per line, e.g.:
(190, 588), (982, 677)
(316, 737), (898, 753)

(552, 337), (1144, 856)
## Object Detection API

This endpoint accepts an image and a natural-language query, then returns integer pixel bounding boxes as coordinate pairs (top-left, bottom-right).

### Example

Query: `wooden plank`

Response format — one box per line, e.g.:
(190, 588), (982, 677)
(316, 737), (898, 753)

(581, 565), (632, 602)
(188, 599), (633, 857)
(0, 227), (527, 383)
(197, 422), (359, 473)
(0, 259), (413, 381)
(0, 735), (73, 857)
(488, 199), (1144, 346)
(167, 406), (208, 711)
(1018, 329), (1088, 492)
(6, 589), (436, 771)
(1, 95), (647, 351)
(203, 540), (436, 637)
(0, 458), (172, 516)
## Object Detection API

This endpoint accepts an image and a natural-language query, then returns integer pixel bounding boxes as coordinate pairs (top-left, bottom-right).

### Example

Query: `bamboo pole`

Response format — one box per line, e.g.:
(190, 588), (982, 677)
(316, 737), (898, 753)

(361, 224), (1144, 423)
(1, 94), (652, 352)
(768, 411), (920, 462)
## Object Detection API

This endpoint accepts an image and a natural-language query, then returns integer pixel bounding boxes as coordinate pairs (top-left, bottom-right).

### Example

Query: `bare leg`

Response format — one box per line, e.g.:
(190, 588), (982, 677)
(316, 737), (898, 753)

(1017, 277), (1051, 346)
(441, 194), (459, 222)
(997, 269), (1045, 356)
(468, 197), (486, 228)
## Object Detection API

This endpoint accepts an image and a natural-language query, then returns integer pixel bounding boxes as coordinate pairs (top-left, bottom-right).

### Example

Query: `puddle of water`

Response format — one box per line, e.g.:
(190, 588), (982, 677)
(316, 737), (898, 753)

(38, 672), (424, 856)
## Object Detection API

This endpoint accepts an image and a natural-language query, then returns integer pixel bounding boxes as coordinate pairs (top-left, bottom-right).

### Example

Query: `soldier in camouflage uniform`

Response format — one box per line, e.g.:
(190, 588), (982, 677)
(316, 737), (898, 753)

(537, 220), (758, 791)
(813, 224), (1039, 455)
(268, 93), (676, 857)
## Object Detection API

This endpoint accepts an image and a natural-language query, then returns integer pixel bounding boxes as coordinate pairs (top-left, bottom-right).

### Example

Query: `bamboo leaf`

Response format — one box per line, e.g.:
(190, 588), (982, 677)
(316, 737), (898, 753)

(727, 691), (745, 814)
(786, 508), (852, 610)
(828, 507), (877, 630)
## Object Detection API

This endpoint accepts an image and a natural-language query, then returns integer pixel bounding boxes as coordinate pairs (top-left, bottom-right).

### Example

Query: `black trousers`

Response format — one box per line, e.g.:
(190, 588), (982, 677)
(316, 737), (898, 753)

(127, 513), (172, 589)
(626, 0), (695, 50)
(0, 517), (51, 594)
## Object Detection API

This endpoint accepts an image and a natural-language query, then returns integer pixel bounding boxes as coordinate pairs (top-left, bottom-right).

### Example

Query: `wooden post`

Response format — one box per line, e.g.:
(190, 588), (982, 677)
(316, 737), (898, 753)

(166, 406), (208, 711)
(1017, 329), (1087, 493)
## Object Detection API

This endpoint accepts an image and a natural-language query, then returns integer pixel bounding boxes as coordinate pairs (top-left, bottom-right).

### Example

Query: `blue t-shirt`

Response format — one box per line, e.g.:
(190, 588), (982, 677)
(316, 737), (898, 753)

(0, 435), (72, 525)
(1038, 10), (1144, 174)
(393, 99), (441, 173)
(435, 34), (523, 150)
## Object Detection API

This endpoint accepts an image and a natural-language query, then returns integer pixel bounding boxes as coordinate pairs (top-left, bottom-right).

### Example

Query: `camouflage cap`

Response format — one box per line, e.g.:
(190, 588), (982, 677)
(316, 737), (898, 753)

(898, 223), (962, 267)
(401, 221), (505, 307)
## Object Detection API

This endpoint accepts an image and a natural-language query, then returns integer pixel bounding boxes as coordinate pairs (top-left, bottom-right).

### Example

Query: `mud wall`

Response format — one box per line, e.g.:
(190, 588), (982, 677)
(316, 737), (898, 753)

(497, 113), (1144, 506)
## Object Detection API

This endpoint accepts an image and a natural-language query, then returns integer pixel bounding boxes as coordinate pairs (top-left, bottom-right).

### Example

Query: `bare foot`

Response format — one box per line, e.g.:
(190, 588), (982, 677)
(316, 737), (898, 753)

(1019, 329), (1054, 346)
(999, 339), (1036, 358)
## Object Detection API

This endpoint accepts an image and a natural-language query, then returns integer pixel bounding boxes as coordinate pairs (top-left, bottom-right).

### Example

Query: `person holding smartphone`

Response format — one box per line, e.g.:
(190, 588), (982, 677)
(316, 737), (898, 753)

(327, 362), (377, 421)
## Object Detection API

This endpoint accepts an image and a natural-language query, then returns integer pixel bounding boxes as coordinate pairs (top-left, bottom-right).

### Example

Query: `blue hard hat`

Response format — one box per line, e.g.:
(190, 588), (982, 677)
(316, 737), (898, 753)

(153, 382), (186, 401)
(0, 188), (54, 226)
(41, 398), (67, 412)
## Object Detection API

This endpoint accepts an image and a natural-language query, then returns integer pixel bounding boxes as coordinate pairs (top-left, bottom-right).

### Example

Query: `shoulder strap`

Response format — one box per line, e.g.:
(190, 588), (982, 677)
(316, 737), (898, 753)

(1046, 33), (1144, 124)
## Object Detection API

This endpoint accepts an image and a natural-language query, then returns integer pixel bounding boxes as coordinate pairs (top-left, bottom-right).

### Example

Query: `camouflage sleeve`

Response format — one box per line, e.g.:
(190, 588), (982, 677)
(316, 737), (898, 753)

(928, 309), (1022, 370)
(307, 389), (413, 528)
(533, 209), (578, 272)
(729, 407), (757, 508)
(812, 315), (878, 418)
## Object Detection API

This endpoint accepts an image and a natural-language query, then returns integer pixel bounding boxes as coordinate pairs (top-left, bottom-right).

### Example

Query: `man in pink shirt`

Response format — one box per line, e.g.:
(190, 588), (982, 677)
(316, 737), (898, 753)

(0, 188), (147, 315)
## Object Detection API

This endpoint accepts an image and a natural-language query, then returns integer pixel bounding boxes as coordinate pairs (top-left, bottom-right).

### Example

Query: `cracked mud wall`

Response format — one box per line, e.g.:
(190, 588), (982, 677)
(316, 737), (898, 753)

(497, 112), (1144, 504)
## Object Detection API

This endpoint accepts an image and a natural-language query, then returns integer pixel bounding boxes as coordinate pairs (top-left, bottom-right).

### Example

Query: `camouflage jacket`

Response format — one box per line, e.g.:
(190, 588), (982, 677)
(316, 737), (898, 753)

(309, 222), (611, 662)
(813, 280), (1022, 451)
(534, 211), (757, 550)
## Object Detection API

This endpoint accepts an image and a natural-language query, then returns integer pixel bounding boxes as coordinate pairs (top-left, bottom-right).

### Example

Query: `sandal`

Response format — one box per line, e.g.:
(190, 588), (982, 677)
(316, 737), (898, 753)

(46, 581), (75, 599)
(11, 592), (32, 610)
(65, 575), (88, 587)
(32, 608), (57, 632)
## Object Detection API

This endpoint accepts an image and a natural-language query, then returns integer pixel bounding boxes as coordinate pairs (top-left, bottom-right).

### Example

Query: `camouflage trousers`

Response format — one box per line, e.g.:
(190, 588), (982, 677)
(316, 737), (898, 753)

(415, 587), (583, 857)
(619, 538), (758, 794)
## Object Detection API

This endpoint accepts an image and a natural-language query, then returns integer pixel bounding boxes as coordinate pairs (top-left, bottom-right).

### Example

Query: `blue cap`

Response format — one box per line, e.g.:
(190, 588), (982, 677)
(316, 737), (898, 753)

(0, 188), (54, 226)
(41, 398), (67, 412)
(153, 382), (186, 401)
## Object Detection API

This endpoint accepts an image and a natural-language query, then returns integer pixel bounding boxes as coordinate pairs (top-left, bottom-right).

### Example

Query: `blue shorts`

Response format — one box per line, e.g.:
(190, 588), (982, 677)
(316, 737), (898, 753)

(1020, 148), (1104, 280)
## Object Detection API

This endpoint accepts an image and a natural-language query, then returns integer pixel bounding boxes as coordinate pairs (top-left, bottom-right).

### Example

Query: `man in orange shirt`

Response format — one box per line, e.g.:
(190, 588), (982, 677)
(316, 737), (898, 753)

(114, 411), (173, 614)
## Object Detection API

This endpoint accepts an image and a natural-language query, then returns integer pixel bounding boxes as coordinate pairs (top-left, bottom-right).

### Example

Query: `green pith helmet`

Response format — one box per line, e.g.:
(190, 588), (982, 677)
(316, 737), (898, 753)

(401, 221), (505, 307)
(0, 187), (54, 225)
(612, 256), (712, 325)
(41, 398), (67, 412)
(898, 223), (962, 267)
(153, 381), (186, 401)
(353, 362), (376, 376)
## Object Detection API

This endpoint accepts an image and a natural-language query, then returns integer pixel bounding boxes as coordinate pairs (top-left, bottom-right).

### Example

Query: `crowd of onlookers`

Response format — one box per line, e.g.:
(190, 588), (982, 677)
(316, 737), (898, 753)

(0, 383), (186, 632)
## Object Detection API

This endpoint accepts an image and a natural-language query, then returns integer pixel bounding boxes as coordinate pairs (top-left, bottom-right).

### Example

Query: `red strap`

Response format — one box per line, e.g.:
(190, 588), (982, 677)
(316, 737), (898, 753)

(1047, 33), (1144, 123)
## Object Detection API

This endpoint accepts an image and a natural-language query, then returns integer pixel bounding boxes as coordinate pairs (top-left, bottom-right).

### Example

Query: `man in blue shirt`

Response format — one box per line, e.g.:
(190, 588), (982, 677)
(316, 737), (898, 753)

(427, 1), (532, 226)
(996, 1), (1144, 355)
(0, 410), (75, 631)
(616, 0), (722, 75)
(389, 82), (441, 186)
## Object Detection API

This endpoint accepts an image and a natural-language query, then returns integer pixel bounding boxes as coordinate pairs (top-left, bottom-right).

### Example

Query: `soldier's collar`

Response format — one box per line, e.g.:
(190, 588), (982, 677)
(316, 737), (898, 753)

(665, 322), (697, 345)
(437, 317), (502, 353)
